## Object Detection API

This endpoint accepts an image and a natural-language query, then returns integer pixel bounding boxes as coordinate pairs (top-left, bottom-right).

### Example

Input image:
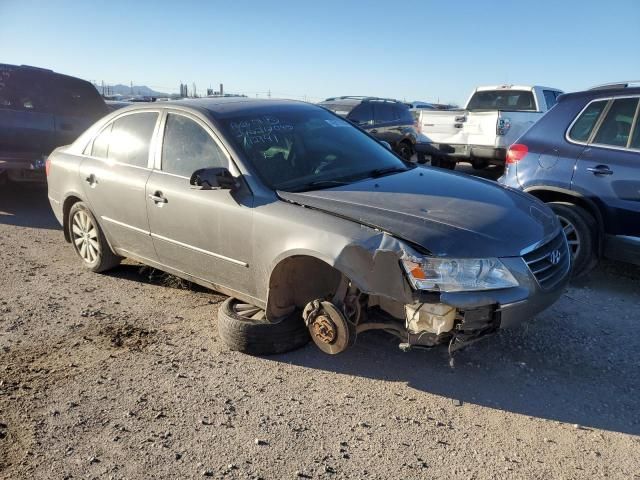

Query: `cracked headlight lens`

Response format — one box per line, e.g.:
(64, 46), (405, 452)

(401, 256), (518, 292)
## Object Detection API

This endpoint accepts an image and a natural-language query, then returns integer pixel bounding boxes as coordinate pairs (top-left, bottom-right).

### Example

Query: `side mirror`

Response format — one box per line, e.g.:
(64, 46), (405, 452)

(380, 141), (392, 150)
(190, 167), (237, 190)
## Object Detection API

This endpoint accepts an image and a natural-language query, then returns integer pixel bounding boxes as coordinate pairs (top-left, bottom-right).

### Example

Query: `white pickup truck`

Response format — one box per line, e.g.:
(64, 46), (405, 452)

(415, 85), (563, 169)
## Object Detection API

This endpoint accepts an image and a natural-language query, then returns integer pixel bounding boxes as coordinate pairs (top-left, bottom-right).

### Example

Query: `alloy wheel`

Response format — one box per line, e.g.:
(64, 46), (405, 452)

(232, 302), (266, 321)
(71, 210), (100, 264)
(557, 214), (581, 260)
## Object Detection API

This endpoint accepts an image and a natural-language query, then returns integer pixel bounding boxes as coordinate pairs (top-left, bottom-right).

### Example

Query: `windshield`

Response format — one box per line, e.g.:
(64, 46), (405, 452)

(467, 90), (536, 111)
(219, 107), (411, 191)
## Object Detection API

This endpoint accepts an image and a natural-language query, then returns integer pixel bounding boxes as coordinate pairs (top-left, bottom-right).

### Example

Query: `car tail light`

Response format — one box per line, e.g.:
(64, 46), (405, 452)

(506, 144), (528, 164)
(45, 156), (51, 176)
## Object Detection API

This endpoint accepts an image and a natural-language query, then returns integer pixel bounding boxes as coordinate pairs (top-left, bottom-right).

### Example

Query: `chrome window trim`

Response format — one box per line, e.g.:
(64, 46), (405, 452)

(565, 95), (640, 153)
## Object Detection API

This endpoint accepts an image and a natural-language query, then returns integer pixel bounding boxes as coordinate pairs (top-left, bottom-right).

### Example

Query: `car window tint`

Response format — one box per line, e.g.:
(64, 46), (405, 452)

(543, 90), (558, 110)
(569, 100), (607, 142)
(348, 103), (373, 125)
(52, 78), (107, 117)
(467, 90), (536, 111)
(107, 112), (158, 167)
(320, 103), (354, 118)
(593, 98), (639, 147)
(396, 104), (414, 122)
(161, 114), (227, 177)
(91, 123), (113, 158)
(373, 103), (395, 123)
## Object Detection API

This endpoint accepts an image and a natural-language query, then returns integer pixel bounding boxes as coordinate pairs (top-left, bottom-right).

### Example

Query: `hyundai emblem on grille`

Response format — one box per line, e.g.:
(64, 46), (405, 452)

(549, 249), (561, 265)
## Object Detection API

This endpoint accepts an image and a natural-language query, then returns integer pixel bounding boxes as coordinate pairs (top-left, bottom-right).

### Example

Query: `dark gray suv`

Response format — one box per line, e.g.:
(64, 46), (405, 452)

(47, 98), (570, 356)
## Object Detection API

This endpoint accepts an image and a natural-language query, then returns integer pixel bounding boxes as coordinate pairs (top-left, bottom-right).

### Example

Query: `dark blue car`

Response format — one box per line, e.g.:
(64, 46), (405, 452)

(500, 82), (640, 276)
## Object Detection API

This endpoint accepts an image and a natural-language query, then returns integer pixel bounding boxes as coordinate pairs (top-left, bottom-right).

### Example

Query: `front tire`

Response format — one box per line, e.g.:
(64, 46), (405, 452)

(431, 156), (456, 170)
(68, 202), (120, 273)
(217, 298), (310, 355)
(396, 141), (414, 161)
(548, 202), (598, 277)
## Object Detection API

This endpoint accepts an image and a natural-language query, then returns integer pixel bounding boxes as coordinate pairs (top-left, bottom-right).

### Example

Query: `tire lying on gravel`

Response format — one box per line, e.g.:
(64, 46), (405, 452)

(548, 201), (598, 278)
(217, 297), (310, 355)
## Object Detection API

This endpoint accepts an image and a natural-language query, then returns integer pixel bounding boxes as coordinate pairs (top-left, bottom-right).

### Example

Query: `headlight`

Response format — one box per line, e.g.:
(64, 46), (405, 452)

(401, 256), (518, 292)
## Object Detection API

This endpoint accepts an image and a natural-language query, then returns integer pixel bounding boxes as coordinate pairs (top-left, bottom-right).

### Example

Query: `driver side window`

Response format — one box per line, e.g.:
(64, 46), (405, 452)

(161, 114), (227, 177)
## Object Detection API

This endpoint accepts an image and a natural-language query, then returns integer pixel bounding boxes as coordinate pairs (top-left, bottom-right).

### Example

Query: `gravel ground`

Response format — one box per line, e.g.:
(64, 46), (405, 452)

(1, 183), (639, 480)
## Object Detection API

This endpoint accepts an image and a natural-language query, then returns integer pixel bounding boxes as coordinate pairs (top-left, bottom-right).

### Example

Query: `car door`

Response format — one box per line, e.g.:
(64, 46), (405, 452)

(79, 110), (160, 262)
(146, 110), (254, 294)
(572, 96), (640, 236)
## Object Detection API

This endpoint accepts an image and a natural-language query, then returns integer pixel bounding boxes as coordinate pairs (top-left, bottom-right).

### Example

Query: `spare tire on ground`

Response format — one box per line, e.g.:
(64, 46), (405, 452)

(217, 297), (310, 355)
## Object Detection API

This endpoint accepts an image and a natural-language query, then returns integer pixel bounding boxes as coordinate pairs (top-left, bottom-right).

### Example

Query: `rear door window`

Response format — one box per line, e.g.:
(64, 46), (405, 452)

(348, 103), (373, 125)
(105, 112), (158, 167)
(593, 97), (639, 147)
(373, 103), (395, 124)
(161, 114), (227, 177)
(568, 100), (607, 143)
(91, 123), (113, 158)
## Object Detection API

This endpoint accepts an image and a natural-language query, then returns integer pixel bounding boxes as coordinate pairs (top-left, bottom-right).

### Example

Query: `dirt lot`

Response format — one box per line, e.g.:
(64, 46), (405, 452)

(1, 182), (639, 480)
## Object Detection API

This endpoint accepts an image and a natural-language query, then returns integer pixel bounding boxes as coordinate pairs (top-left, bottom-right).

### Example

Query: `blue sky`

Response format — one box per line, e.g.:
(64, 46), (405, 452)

(1, 0), (638, 104)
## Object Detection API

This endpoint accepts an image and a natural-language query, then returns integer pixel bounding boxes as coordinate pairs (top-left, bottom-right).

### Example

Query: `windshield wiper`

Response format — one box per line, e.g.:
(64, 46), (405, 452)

(368, 166), (410, 178)
(286, 179), (352, 192)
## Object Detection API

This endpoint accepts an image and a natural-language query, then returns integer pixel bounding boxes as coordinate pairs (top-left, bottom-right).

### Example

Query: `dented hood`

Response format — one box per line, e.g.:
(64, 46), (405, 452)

(277, 167), (559, 258)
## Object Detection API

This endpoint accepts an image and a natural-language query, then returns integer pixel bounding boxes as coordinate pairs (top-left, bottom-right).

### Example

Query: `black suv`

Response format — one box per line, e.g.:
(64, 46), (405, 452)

(0, 64), (108, 183)
(319, 96), (418, 160)
(500, 82), (640, 276)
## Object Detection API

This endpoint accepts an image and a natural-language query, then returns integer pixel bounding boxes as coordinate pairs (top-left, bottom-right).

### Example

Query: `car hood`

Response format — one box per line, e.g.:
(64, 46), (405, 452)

(277, 167), (559, 258)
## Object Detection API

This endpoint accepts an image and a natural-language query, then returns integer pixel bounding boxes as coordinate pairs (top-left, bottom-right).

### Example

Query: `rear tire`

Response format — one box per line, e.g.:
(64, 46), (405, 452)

(548, 202), (598, 277)
(217, 298), (310, 355)
(68, 202), (121, 273)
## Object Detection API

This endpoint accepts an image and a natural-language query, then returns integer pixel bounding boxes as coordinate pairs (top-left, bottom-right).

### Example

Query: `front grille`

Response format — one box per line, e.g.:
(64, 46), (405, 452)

(523, 232), (571, 290)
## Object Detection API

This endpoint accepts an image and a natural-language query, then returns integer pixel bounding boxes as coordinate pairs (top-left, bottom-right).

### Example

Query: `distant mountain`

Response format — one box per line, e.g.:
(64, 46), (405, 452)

(107, 84), (169, 97)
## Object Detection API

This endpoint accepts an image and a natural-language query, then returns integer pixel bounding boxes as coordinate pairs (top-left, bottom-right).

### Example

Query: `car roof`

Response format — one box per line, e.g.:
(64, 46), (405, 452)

(558, 86), (640, 103)
(0, 63), (94, 87)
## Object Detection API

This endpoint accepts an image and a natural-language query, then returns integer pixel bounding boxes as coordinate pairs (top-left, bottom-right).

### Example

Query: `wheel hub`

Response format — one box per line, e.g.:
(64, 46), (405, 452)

(311, 315), (337, 344)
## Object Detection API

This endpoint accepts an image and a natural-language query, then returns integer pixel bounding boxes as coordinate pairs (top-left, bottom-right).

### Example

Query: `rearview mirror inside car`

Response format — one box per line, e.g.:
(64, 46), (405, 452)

(190, 167), (237, 190)
(379, 141), (392, 150)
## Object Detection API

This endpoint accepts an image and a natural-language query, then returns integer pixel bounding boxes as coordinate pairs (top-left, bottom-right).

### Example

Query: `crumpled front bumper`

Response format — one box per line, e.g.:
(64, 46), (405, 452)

(432, 256), (569, 330)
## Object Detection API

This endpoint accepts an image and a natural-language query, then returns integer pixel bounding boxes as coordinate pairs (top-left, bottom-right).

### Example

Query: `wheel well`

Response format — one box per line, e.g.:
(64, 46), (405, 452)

(526, 189), (604, 252)
(266, 255), (343, 320)
(62, 196), (82, 242)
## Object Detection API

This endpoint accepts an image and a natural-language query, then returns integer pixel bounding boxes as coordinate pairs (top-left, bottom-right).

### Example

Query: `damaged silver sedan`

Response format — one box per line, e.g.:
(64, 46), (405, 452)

(47, 98), (571, 355)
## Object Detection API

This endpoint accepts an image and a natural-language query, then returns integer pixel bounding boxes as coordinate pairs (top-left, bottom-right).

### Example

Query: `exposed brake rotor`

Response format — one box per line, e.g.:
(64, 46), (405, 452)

(303, 300), (356, 355)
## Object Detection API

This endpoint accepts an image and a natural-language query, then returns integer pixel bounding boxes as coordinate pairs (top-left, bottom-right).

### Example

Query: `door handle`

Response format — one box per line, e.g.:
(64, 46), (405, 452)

(587, 165), (613, 176)
(148, 192), (168, 204)
(370, 129), (378, 134)
(85, 173), (97, 186)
